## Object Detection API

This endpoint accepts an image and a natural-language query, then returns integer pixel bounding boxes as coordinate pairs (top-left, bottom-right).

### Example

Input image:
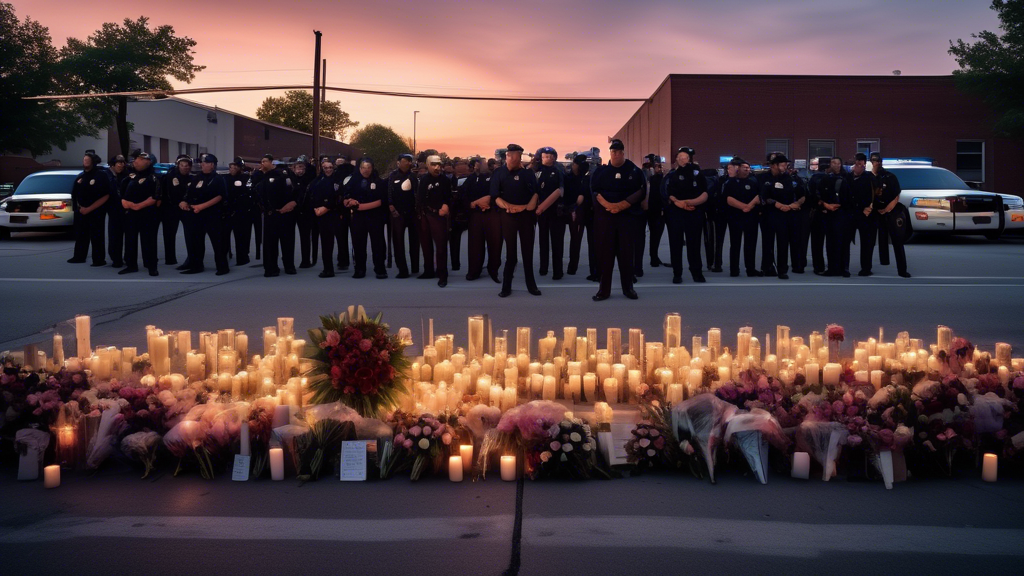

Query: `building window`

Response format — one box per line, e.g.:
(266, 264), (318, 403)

(956, 140), (984, 182)
(143, 135), (151, 154)
(766, 139), (789, 159)
(856, 139), (880, 156)
(264, 127), (270, 140)
(808, 139), (835, 162)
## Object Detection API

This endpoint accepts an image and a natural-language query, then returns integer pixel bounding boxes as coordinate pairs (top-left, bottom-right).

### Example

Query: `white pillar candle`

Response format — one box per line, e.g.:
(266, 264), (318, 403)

(500, 455), (516, 481)
(998, 366), (1010, 386)
(539, 331), (557, 362)
(668, 383), (683, 404)
(870, 370), (884, 390)
(563, 327), (577, 360)
(823, 363), (842, 386)
(272, 404), (290, 428)
(664, 314), (682, 349)
(52, 333), (64, 368)
(688, 368), (702, 392)
(804, 363), (820, 385)
(449, 455), (464, 482)
(594, 402), (614, 424)
(490, 384), (502, 407)
(708, 328), (722, 360)
(630, 369), (643, 391)
(516, 327), (531, 357)
(607, 328), (622, 364)
(277, 317), (294, 338)
(44, 464), (60, 489)
(764, 355), (778, 378)
(263, 327), (277, 356)
(583, 373), (597, 401)
(775, 326), (789, 360)
(239, 421), (251, 456)
(75, 315), (91, 360)
(270, 448), (285, 481)
(603, 378), (619, 404)
(460, 445), (473, 473)
(502, 388), (517, 412)
(854, 370), (869, 384)
(542, 376), (556, 401)
(568, 375), (582, 401)
(937, 325), (952, 353)
(791, 452), (810, 480)
(995, 343), (1011, 367)
(717, 366), (730, 384)
(982, 453), (998, 482)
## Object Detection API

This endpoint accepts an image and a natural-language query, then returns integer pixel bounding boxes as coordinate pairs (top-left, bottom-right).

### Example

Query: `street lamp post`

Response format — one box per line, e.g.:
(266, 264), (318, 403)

(413, 110), (419, 155)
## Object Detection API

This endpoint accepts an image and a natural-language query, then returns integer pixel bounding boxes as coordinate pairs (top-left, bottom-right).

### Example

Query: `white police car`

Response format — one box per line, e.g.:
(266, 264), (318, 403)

(0, 170), (78, 239)
(877, 160), (1021, 240)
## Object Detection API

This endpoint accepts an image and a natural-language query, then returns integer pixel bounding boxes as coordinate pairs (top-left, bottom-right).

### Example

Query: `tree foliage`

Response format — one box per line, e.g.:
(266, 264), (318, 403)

(949, 0), (1024, 137)
(351, 124), (412, 173)
(0, 3), (103, 156)
(256, 90), (359, 141)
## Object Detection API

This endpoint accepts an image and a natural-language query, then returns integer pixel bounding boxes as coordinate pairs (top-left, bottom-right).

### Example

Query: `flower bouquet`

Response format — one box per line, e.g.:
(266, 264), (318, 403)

(121, 430), (161, 479)
(671, 394), (738, 483)
(304, 306), (410, 418)
(381, 410), (460, 481)
(294, 416), (355, 482)
(826, 324), (845, 363)
(533, 418), (600, 479)
(625, 421), (677, 471)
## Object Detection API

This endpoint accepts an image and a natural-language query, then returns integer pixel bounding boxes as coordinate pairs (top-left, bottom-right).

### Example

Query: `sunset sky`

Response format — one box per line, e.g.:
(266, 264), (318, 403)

(14, 0), (1000, 158)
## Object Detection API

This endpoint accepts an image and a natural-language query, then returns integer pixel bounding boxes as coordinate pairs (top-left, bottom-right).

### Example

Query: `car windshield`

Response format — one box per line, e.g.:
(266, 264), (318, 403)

(887, 167), (971, 191)
(14, 173), (77, 195)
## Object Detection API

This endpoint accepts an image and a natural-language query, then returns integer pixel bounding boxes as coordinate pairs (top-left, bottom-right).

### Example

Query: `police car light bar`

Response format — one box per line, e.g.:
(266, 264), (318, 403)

(884, 157), (934, 165)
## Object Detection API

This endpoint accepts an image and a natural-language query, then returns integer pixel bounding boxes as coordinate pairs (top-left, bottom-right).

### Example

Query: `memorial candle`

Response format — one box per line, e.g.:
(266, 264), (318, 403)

(52, 333), (64, 368)
(563, 327), (577, 360)
(75, 315), (91, 360)
(805, 363), (820, 385)
(664, 314), (682, 349)
(240, 421), (251, 456)
(583, 373), (597, 401)
(603, 377), (619, 404)
(235, 333), (248, 366)
(263, 327), (277, 356)
(607, 328), (622, 364)
(449, 456), (464, 482)
(542, 376), (556, 401)
(270, 448), (285, 481)
(668, 383), (684, 404)
(500, 455), (516, 481)
(468, 315), (485, 361)
(44, 464), (60, 489)
(823, 363), (842, 386)
(982, 453), (998, 482)
(460, 445), (473, 473)
(707, 328), (721, 360)
(277, 317), (294, 338)
(792, 452), (810, 479)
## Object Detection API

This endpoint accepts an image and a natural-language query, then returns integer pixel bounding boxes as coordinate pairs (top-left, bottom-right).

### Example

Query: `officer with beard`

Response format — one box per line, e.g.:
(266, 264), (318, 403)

(68, 151), (111, 266)
(662, 146), (708, 284)
(535, 146), (565, 280)
(463, 157), (500, 282)
(848, 153), (877, 276)
(416, 155), (452, 287)
(225, 157), (254, 266)
(870, 153), (910, 278)
(643, 157), (666, 270)
(162, 155), (191, 268)
(387, 153), (420, 278)
(724, 158), (761, 276)
(345, 157), (388, 279)
(251, 154), (297, 277)
(591, 139), (646, 300)
(759, 154), (805, 279)
(490, 143), (541, 297)
(180, 154), (229, 275)
(120, 152), (161, 276)
(564, 154), (595, 280)
(106, 154), (129, 268)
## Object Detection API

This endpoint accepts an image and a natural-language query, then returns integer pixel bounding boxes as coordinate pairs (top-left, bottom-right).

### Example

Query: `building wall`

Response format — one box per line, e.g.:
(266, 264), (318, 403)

(614, 75), (1023, 196)
(233, 117), (357, 164)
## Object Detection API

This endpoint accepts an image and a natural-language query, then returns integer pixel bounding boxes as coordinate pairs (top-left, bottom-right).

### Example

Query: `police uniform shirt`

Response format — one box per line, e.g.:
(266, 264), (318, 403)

(806, 173), (826, 207)
(849, 171), (876, 211)
(186, 171), (227, 210)
(759, 172), (803, 207)
(818, 170), (853, 208)
(873, 168), (901, 210)
(662, 163), (707, 207)
(647, 172), (665, 211)
(417, 173), (453, 212)
(309, 174), (340, 210)
(723, 176), (759, 209)
(346, 173), (385, 206)
(489, 165), (539, 206)
(387, 169), (418, 214)
(332, 163), (355, 185)
(225, 173), (250, 210)
(534, 165), (564, 203)
(253, 168), (294, 211)
(590, 160), (646, 212)
(461, 173), (492, 206)
(162, 170), (192, 206)
(289, 169), (316, 208)
(122, 167), (161, 206)
(71, 167), (113, 209)
(562, 170), (591, 211)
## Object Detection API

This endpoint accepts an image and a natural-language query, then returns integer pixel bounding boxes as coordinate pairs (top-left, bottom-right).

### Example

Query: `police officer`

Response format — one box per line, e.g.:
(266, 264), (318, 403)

(68, 151), (112, 266)
(252, 154), (297, 277)
(818, 157), (853, 277)
(309, 160), (340, 278)
(759, 154), (805, 279)
(724, 158), (761, 277)
(490, 143), (541, 297)
(591, 139), (646, 300)
(463, 158), (500, 282)
(120, 152), (161, 276)
(345, 157), (388, 279)
(564, 154), (595, 280)
(788, 162), (810, 274)
(662, 146), (708, 284)
(644, 159), (666, 269)
(870, 153), (911, 278)
(387, 153), (419, 278)
(702, 163), (727, 273)
(449, 162), (469, 272)
(106, 154), (129, 268)
(849, 153), (877, 276)
(333, 155), (354, 271)
(535, 147), (566, 280)
(759, 151), (784, 276)
(179, 154), (229, 275)
(290, 156), (318, 269)
(162, 155), (191, 268)
(416, 155), (452, 287)
(806, 158), (828, 275)
(224, 157), (252, 266)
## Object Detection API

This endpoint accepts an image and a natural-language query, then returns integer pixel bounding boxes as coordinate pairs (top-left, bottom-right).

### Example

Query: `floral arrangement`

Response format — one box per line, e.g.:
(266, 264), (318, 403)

(382, 410), (460, 481)
(827, 324), (845, 362)
(534, 418), (601, 479)
(625, 421), (675, 470)
(304, 306), (409, 418)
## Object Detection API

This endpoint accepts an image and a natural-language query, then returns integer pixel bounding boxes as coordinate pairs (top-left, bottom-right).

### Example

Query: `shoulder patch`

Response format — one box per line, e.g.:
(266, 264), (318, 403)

(89, 179), (95, 185)
(196, 180), (204, 188)
(234, 180), (243, 187)
(172, 177), (179, 186)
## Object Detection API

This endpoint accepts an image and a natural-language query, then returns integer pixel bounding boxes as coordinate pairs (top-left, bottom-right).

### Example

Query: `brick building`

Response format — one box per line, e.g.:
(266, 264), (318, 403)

(613, 75), (1023, 197)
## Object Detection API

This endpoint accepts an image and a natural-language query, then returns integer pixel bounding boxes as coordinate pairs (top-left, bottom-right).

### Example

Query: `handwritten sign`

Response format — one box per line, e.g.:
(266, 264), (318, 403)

(340, 440), (367, 481)
(231, 454), (251, 481)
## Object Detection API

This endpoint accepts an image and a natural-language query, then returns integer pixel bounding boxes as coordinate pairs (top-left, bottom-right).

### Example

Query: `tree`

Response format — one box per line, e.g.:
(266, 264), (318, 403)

(255, 90), (358, 141)
(59, 16), (204, 156)
(0, 3), (104, 156)
(351, 124), (412, 173)
(949, 0), (1024, 138)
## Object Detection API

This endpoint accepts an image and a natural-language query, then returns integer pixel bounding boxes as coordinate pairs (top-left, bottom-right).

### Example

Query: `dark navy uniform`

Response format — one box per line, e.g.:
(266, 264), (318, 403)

(591, 156), (646, 298)
(333, 162), (355, 270)
(121, 161), (161, 274)
(182, 160), (229, 275)
(806, 169), (828, 274)
(224, 163), (253, 265)
(161, 161), (191, 266)
(106, 159), (130, 267)
(69, 159), (112, 265)
(252, 165), (296, 276)
(662, 162), (708, 282)
(724, 174), (761, 276)
(873, 165), (909, 276)
(309, 173), (341, 277)
(387, 166), (419, 277)
(645, 169), (666, 269)
(849, 168), (877, 275)
(417, 172), (452, 284)
(449, 174), (468, 272)
(346, 169), (388, 278)
(703, 169), (728, 273)
(759, 167), (805, 278)
(563, 158), (595, 279)
(489, 159), (540, 295)
(535, 162), (565, 279)
(818, 168), (854, 276)
(463, 169), (501, 281)
(290, 162), (318, 268)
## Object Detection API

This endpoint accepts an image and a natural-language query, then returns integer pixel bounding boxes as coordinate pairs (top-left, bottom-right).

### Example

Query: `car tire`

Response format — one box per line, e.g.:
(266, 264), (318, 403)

(0, 227), (9, 240)
(983, 230), (1002, 241)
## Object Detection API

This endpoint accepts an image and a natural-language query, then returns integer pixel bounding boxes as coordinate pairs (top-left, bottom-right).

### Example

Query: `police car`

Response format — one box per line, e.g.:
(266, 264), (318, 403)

(0, 170), (78, 238)
(877, 159), (1022, 241)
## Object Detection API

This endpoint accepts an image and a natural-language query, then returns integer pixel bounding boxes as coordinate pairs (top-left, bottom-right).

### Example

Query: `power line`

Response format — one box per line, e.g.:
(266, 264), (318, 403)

(23, 84), (648, 103)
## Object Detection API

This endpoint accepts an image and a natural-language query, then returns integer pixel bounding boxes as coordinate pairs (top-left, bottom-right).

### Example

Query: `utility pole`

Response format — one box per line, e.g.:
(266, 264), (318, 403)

(413, 110), (420, 155)
(312, 30), (322, 168)
(322, 59), (327, 104)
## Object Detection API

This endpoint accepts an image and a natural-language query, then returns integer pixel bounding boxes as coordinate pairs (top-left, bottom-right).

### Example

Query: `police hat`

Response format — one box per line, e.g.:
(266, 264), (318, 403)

(770, 154), (790, 165)
(110, 154), (126, 165)
(539, 146), (557, 156)
(869, 152), (882, 162)
(176, 154), (193, 165)
(262, 153), (274, 162)
(729, 157), (744, 166)
(506, 143), (525, 153)
(854, 152), (868, 162)
(201, 153), (218, 164)
(397, 153), (414, 162)
(609, 139), (624, 151)
(676, 146), (695, 158)
(573, 154), (589, 166)
(230, 156), (245, 167)
(295, 155), (309, 164)
(136, 151), (156, 163)
(337, 153), (349, 162)
(84, 152), (103, 167)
